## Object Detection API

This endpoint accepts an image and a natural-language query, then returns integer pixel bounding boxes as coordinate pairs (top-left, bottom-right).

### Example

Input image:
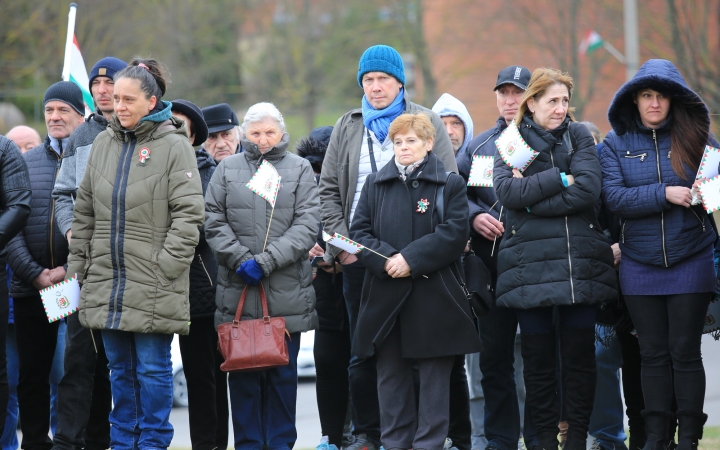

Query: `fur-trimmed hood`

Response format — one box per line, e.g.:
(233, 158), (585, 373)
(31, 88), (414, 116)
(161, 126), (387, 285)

(607, 59), (709, 136)
(296, 126), (332, 171)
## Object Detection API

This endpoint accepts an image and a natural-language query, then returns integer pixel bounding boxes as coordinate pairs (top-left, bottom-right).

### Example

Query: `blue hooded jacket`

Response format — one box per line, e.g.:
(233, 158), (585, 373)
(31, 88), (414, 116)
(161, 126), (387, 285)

(600, 59), (717, 267)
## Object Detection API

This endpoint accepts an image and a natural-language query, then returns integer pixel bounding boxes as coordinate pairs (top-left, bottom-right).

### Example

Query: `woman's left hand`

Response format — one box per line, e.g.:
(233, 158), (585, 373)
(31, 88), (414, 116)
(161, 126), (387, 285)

(385, 253), (411, 278)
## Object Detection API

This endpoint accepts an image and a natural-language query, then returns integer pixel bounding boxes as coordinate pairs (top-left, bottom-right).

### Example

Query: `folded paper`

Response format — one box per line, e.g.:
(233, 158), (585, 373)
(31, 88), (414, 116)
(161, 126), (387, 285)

(40, 275), (80, 323)
(468, 155), (494, 187)
(495, 122), (539, 172)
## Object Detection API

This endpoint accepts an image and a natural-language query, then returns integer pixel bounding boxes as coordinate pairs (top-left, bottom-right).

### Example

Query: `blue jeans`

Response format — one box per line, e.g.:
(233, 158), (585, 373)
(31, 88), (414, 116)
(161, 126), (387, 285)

(477, 307), (536, 450)
(50, 320), (66, 434)
(1, 325), (17, 450)
(588, 325), (628, 450)
(102, 330), (174, 450)
(228, 332), (301, 449)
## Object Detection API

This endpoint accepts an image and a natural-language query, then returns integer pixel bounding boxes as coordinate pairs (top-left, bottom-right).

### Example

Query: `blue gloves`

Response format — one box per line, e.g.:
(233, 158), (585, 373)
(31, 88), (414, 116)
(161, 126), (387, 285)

(236, 259), (264, 286)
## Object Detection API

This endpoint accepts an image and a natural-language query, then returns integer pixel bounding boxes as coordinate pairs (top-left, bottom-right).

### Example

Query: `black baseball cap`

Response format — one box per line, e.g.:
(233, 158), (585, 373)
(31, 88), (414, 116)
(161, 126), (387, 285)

(493, 66), (532, 91)
(201, 103), (239, 134)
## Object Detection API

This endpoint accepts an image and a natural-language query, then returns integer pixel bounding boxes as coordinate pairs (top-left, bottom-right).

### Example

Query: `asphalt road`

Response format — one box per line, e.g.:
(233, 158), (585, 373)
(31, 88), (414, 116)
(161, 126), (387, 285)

(13, 335), (720, 449)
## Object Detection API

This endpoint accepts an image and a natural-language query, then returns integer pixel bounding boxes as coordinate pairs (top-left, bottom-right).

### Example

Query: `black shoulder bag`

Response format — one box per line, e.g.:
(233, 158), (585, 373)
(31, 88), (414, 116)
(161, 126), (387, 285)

(436, 173), (493, 317)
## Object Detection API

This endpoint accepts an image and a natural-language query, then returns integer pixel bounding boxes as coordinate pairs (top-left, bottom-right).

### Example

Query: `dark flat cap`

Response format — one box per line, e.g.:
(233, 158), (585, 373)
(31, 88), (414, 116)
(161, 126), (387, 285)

(201, 103), (239, 134)
(171, 99), (208, 146)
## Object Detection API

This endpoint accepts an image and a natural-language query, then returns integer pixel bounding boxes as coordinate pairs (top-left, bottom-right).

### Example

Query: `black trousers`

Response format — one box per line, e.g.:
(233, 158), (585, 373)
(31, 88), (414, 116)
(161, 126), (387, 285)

(624, 293), (710, 414)
(52, 313), (111, 450)
(314, 328), (351, 446)
(14, 294), (59, 450)
(178, 315), (229, 450)
(0, 266), (10, 439)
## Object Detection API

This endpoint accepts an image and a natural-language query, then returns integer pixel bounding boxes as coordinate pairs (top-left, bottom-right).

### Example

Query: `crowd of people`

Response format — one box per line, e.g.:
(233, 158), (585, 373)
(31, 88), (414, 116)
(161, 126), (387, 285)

(0, 42), (716, 450)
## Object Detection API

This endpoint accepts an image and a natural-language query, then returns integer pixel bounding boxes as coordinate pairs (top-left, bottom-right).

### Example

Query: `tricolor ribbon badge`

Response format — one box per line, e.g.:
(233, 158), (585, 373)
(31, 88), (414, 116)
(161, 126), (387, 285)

(139, 147), (151, 165)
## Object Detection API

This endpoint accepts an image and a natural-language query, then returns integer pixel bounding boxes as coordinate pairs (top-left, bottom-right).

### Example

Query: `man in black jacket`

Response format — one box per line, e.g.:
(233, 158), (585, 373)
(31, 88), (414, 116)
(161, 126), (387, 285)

(0, 135), (32, 439)
(7, 81), (84, 450)
(457, 66), (538, 450)
(51, 56), (126, 450)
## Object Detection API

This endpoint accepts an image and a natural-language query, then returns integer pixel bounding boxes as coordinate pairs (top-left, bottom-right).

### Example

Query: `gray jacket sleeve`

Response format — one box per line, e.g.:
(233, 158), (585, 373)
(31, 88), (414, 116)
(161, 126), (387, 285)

(204, 161), (254, 271)
(266, 160), (320, 268)
(53, 144), (80, 237)
(318, 115), (348, 259)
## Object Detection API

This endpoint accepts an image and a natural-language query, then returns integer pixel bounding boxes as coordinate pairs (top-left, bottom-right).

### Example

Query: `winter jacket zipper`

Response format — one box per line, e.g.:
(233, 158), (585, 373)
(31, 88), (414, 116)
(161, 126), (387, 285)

(653, 130), (669, 267)
(623, 152), (647, 161)
(550, 140), (575, 303)
(49, 150), (60, 268)
(198, 255), (213, 286)
(110, 137), (135, 327)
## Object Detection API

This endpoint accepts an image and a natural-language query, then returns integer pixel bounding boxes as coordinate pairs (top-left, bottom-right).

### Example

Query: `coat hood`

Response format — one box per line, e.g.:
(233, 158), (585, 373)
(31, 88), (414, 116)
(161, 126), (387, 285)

(241, 132), (290, 163)
(432, 93), (474, 154)
(607, 59), (709, 135)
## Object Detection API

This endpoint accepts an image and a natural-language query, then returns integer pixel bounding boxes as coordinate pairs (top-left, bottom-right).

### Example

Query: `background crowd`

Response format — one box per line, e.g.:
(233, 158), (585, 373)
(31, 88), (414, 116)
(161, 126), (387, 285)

(0, 37), (717, 450)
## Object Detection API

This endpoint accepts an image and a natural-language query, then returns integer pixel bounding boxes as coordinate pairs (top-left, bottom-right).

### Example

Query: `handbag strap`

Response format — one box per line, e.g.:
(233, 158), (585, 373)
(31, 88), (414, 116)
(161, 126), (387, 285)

(434, 171), (452, 223)
(232, 283), (270, 324)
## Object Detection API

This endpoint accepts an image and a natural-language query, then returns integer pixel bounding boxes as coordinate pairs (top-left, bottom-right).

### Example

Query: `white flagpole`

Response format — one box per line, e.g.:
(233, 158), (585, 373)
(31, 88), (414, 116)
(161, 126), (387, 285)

(61, 3), (78, 81)
(262, 205), (276, 252)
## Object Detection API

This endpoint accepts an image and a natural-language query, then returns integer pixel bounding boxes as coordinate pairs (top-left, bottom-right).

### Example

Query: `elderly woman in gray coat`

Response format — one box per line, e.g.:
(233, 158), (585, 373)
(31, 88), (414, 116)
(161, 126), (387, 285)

(204, 102), (319, 449)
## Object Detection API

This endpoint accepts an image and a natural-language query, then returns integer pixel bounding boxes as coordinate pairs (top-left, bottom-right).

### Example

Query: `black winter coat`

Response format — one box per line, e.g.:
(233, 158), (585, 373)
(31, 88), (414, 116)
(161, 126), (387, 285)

(189, 149), (218, 318)
(7, 138), (68, 298)
(0, 136), (32, 305)
(493, 117), (617, 309)
(349, 152), (481, 359)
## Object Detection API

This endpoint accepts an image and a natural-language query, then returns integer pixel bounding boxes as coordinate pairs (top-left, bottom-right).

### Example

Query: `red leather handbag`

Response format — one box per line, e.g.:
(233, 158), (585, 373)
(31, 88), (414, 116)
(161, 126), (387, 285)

(218, 283), (290, 372)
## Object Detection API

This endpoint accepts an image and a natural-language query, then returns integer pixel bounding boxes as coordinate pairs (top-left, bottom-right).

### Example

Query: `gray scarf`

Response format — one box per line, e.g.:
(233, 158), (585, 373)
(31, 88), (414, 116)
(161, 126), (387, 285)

(395, 155), (427, 181)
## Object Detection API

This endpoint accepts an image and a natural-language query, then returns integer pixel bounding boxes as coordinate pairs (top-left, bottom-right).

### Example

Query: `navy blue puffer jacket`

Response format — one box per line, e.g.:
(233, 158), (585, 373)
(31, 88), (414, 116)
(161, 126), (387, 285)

(600, 59), (717, 267)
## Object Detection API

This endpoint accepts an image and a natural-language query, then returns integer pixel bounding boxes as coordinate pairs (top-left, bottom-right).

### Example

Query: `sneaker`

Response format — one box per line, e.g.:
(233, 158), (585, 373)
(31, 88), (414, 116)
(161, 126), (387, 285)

(317, 436), (340, 450)
(443, 438), (459, 450)
(345, 434), (379, 450)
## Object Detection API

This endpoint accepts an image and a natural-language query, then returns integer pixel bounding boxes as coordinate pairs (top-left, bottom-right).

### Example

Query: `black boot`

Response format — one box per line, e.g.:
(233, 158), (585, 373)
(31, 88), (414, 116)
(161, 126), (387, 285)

(676, 411), (707, 450)
(520, 331), (559, 450)
(642, 410), (673, 450)
(559, 326), (596, 449)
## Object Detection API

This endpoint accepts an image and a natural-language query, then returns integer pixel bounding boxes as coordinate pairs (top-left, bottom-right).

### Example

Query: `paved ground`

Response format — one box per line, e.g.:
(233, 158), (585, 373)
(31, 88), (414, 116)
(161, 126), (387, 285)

(13, 335), (720, 449)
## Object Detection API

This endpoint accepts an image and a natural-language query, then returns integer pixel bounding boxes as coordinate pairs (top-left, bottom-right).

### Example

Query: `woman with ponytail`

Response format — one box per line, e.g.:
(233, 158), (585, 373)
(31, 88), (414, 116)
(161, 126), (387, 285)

(600, 59), (718, 450)
(66, 58), (204, 449)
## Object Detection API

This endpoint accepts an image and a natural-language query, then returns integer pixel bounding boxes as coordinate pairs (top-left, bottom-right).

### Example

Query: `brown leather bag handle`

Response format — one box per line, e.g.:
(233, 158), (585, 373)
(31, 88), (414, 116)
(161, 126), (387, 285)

(232, 283), (269, 326)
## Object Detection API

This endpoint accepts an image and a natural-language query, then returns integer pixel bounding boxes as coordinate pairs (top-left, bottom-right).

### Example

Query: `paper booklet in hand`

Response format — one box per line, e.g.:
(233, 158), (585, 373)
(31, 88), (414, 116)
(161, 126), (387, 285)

(495, 122), (539, 172)
(40, 275), (80, 323)
(468, 155), (494, 187)
(697, 175), (720, 213)
(693, 145), (720, 206)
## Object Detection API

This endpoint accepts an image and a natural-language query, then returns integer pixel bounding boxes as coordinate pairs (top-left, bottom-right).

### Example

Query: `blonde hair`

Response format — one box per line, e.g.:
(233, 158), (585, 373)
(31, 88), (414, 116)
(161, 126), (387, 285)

(388, 113), (436, 143)
(515, 68), (575, 126)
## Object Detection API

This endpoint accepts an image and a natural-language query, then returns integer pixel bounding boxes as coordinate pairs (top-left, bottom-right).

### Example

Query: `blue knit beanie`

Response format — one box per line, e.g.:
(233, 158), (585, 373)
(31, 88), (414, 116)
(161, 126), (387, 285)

(88, 57), (127, 90)
(357, 45), (405, 87)
(43, 81), (85, 116)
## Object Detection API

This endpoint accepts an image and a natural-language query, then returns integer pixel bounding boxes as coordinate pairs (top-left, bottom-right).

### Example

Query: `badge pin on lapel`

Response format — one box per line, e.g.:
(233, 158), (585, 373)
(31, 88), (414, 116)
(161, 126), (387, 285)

(416, 198), (429, 213)
(139, 148), (151, 165)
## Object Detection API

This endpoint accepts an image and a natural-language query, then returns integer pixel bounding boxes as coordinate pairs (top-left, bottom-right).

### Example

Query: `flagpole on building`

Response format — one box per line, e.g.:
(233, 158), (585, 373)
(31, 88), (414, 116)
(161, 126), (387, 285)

(61, 3), (78, 81)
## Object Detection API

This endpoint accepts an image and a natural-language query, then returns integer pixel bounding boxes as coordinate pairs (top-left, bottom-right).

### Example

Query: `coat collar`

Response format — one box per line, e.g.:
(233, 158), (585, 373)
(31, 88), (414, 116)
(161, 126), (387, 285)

(241, 133), (290, 163)
(374, 151), (448, 185)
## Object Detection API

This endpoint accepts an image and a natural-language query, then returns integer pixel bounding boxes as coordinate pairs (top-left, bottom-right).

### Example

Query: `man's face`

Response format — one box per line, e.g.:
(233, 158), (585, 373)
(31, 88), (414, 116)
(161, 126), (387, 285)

(44, 101), (83, 140)
(91, 76), (115, 115)
(495, 84), (525, 124)
(205, 127), (239, 162)
(441, 116), (465, 154)
(362, 72), (403, 109)
(7, 126), (41, 153)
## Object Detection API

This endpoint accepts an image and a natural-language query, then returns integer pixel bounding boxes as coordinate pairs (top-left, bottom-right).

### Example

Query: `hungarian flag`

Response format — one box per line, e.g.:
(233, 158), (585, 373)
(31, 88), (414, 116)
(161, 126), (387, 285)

(246, 160), (282, 207)
(322, 231), (364, 255)
(578, 30), (604, 56)
(63, 35), (94, 116)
